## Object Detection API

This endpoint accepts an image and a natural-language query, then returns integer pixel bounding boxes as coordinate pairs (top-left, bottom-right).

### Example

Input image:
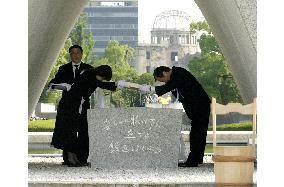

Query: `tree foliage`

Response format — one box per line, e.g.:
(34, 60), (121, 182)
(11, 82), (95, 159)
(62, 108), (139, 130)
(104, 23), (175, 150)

(198, 34), (221, 55)
(188, 21), (242, 104)
(93, 41), (154, 107)
(190, 20), (212, 34)
(69, 13), (96, 65)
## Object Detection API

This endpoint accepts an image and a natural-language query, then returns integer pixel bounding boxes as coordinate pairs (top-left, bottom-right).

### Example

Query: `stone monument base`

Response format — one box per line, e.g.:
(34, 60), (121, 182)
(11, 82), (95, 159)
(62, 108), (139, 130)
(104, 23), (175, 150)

(87, 108), (183, 169)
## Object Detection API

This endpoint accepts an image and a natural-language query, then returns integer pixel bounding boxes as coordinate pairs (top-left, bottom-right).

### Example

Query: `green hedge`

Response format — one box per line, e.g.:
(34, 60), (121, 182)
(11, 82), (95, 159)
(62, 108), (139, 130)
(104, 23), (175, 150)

(28, 119), (252, 132)
(28, 119), (55, 132)
(207, 122), (252, 131)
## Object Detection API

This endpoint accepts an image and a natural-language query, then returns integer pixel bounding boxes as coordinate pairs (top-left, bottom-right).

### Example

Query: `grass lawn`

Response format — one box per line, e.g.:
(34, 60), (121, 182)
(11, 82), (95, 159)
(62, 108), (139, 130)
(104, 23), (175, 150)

(205, 144), (213, 153)
(28, 149), (62, 154)
(28, 119), (55, 132)
(28, 119), (252, 132)
(207, 122), (252, 131)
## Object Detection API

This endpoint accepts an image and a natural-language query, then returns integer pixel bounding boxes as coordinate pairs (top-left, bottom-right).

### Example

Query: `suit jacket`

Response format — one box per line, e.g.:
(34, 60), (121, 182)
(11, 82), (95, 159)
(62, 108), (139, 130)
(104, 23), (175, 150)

(68, 68), (117, 114)
(49, 62), (93, 125)
(155, 66), (211, 117)
(50, 62), (93, 150)
(49, 62), (93, 98)
(50, 65), (117, 151)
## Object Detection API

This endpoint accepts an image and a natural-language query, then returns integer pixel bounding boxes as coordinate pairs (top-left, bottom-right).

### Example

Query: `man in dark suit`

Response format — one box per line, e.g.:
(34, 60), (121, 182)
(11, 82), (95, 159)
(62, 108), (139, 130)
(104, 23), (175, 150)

(49, 45), (93, 166)
(140, 66), (211, 167)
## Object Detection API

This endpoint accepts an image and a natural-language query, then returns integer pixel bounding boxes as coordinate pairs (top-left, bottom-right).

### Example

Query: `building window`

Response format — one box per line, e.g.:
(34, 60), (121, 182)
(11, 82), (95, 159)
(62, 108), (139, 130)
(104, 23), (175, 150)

(186, 35), (190, 44)
(170, 36), (174, 44)
(86, 12), (137, 17)
(171, 52), (178, 61)
(146, 51), (150, 59)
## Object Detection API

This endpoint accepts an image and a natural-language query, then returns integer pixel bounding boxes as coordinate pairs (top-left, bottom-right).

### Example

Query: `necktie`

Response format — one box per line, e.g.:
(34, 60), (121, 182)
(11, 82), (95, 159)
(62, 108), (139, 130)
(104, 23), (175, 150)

(74, 65), (80, 79)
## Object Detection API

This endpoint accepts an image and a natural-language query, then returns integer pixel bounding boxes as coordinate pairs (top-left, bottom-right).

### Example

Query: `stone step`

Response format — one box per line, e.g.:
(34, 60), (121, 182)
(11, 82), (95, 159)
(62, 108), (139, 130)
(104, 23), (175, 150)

(28, 183), (256, 187)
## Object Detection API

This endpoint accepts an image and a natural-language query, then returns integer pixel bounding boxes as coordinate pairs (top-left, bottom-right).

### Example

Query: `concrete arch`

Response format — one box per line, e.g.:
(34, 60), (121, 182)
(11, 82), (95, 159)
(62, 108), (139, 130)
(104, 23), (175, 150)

(28, 0), (256, 118)
(28, 0), (88, 117)
(194, 0), (257, 103)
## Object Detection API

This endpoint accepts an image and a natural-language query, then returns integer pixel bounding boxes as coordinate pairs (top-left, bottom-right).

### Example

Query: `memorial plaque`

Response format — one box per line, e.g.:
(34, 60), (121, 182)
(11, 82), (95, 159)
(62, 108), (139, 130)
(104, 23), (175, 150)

(87, 108), (183, 169)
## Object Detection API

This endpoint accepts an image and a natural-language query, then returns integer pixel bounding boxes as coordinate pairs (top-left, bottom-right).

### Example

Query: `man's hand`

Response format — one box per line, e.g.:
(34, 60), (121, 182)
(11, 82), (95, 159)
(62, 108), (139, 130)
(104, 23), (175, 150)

(116, 80), (128, 89)
(139, 84), (155, 94)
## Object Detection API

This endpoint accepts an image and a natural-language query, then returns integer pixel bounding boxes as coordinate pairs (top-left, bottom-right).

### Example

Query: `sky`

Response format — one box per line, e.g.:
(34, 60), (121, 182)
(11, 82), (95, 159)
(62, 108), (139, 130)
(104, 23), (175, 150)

(138, 0), (204, 43)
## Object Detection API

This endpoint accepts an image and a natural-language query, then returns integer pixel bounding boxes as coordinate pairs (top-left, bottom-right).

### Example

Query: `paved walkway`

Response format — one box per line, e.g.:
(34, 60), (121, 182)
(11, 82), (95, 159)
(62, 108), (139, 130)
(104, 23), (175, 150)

(28, 156), (257, 187)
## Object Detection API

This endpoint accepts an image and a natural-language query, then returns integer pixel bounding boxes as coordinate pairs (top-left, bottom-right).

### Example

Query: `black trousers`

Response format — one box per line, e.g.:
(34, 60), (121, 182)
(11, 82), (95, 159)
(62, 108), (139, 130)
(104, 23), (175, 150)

(76, 125), (89, 163)
(51, 115), (79, 153)
(75, 111), (89, 163)
(184, 102), (210, 163)
(53, 99), (90, 164)
(62, 116), (89, 164)
(61, 124), (89, 164)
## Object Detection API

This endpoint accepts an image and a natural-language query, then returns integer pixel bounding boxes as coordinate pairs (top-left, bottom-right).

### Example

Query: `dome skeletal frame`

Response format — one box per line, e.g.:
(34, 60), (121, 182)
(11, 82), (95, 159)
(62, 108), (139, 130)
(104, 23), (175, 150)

(152, 10), (192, 31)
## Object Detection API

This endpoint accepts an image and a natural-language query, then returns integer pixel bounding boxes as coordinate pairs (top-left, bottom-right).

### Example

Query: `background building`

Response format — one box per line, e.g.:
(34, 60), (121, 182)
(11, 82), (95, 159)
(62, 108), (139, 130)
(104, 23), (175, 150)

(135, 10), (202, 74)
(84, 0), (138, 57)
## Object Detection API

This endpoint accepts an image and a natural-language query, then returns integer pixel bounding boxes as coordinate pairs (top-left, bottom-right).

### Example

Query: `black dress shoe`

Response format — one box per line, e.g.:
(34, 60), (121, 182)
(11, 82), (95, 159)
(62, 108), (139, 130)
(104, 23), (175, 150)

(67, 162), (83, 167)
(67, 162), (91, 167)
(178, 162), (198, 167)
(62, 161), (70, 165)
(67, 152), (82, 166)
(81, 162), (90, 167)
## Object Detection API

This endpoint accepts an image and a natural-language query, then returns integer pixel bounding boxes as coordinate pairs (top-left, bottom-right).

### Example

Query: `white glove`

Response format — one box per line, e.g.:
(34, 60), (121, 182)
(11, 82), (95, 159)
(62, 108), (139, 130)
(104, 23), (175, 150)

(60, 83), (72, 91)
(47, 83), (54, 92)
(48, 83), (72, 91)
(140, 84), (155, 94)
(117, 80), (128, 89)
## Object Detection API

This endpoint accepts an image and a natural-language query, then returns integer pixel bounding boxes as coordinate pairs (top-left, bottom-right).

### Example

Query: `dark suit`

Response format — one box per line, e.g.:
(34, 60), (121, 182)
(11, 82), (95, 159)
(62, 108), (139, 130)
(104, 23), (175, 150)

(65, 68), (117, 163)
(155, 66), (211, 163)
(49, 62), (93, 163)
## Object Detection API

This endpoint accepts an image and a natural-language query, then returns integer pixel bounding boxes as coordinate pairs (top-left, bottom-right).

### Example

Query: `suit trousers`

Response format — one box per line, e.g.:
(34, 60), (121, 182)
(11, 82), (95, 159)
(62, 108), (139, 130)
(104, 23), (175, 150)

(76, 111), (89, 163)
(184, 102), (210, 163)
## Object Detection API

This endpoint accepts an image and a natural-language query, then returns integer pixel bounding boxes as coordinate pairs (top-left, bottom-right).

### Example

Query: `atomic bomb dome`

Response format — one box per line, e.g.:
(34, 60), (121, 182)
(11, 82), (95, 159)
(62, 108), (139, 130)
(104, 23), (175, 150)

(135, 10), (201, 74)
(152, 10), (192, 31)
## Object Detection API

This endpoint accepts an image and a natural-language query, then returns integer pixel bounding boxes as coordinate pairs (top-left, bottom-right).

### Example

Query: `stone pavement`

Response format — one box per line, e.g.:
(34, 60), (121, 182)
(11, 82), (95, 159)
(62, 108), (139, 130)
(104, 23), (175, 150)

(28, 156), (257, 187)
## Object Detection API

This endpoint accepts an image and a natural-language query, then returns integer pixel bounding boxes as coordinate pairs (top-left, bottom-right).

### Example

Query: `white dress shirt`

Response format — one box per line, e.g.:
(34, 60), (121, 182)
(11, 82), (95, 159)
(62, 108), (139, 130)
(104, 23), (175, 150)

(72, 61), (82, 78)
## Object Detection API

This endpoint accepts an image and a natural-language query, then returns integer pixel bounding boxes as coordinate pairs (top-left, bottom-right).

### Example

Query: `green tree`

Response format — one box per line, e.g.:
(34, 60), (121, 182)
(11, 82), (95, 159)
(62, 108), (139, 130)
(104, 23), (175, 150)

(189, 54), (242, 104)
(188, 22), (242, 104)
(69, 12), (96, 65)
(190, 20), (212, 34)
(93, 41), (137, 107)
(93, 41), (155, 107)
(136, 73), (155, 85)
(93, 40), (137, 82)
(198, 34), (221, 55)
(103, 40), (134, 76)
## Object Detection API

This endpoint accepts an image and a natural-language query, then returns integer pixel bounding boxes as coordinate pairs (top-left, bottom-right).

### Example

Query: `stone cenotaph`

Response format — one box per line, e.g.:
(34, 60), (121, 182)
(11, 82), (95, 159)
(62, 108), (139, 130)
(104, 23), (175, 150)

(87, 108), (183, 169)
